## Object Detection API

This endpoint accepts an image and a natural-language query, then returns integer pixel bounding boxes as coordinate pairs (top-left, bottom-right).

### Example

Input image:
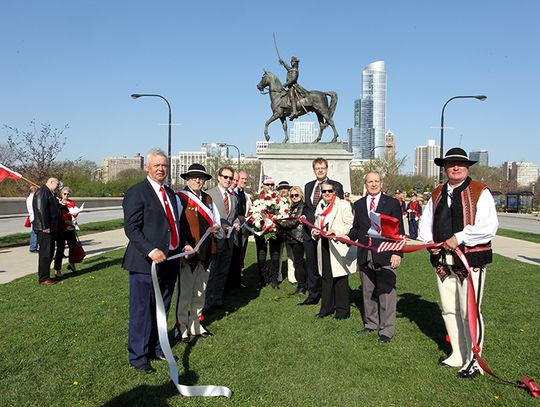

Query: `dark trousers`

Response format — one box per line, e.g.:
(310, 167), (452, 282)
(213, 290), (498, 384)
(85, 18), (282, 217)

(319, 238), (350, 317)
(226, 233), (243, 291)
(37, 231), (55, 283)
(205, 241), (233, 308)
(128, 267), (177, 367)
(54, 230), (77, 270)
(408, 219), (418, 240)
(303, 237), (321, 301)
(255, 234), (282, 286)
(288, 242), (306, 290)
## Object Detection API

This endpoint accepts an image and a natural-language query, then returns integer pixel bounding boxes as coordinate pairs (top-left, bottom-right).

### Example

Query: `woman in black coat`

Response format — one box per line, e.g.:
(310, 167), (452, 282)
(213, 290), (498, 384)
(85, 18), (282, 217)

(278, 186), (307, 294)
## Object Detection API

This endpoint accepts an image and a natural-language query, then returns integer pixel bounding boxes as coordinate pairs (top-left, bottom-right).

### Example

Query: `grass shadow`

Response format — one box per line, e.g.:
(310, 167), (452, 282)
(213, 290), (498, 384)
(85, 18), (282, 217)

(58, 257), (123, 280)
(397, 292), (449, 353)
(101, 381), (178, 407)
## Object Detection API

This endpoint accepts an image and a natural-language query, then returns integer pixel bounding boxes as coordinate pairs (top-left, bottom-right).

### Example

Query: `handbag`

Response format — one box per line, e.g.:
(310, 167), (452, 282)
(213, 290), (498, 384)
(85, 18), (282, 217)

(24, 216), (31, 228)
(72, 234), (86, 263)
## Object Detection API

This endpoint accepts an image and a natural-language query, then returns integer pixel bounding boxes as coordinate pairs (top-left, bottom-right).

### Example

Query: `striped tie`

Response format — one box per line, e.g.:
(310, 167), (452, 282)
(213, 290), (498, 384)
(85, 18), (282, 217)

(313, 182), (321, 206)
(224, 192), (230, 216)
(160, 186), (178, 249)
(370, 196), (376, 211)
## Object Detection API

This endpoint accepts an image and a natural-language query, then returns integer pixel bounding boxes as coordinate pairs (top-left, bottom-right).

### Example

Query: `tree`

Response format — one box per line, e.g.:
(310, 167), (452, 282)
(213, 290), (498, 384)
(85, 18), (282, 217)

(5, 119), (68, 184)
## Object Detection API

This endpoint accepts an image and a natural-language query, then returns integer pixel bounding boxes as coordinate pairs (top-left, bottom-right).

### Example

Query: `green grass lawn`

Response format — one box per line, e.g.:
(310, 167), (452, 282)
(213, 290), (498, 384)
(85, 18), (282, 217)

(0, 245), (539, 406)
(497, 228), (540, 244)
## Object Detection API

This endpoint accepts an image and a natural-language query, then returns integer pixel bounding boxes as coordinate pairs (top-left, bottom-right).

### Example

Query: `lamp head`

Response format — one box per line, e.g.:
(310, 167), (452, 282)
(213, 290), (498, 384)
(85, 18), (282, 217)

(475, 95), (487, 101)
(131, 94), (142, 99)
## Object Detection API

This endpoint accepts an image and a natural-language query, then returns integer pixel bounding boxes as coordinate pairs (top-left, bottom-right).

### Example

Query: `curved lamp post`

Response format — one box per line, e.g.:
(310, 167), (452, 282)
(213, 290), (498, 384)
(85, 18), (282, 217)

(439, 95), (487, 183)
(218, 143), (241, 168)
(131, 93), (173, 186)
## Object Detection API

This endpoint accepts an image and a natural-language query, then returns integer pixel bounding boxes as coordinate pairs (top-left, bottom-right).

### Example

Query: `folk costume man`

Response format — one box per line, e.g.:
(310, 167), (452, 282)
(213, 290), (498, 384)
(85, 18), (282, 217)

(406, 193), (422, 239)
(122, 149), (182, 374)
(174, 163), (219, 342)
(348, 171), (404, 344)
(419, 147), (498, 379)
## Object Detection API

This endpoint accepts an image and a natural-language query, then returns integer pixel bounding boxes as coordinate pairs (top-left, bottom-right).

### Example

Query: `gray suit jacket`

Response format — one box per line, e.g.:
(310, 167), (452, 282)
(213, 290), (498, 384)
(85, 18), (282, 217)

(206, 186), (239, 249)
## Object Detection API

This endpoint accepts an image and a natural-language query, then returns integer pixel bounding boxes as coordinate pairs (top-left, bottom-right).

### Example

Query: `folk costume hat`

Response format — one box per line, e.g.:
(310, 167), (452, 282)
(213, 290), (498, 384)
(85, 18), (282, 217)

(434, 147), (478, 167)
(277, 180), (291, 191)
(180, 163), (212, 180)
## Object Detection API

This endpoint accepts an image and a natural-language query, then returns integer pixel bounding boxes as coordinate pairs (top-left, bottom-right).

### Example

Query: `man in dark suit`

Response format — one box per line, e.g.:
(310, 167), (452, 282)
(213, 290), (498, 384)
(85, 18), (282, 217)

(33, 177), (60, 285)
(348, 171), (404, 344)
(300, 157), (344, 305)
(122, 148), (182, 374)
(204, 166), (240, 310)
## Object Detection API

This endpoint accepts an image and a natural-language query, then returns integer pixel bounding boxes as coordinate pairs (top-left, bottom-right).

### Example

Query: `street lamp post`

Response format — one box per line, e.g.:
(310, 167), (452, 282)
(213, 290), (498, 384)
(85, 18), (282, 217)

(131, 93), (173, 186)
(439, 95), (487, 183)
(218, 143), (241, 168)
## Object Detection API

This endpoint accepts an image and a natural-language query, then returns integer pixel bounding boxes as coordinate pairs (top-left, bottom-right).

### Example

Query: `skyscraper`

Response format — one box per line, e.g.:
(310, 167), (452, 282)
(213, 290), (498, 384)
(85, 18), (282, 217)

(469, 150), (489, 166)
(359, 61), (387, 159)
(415, 139), (439, 178)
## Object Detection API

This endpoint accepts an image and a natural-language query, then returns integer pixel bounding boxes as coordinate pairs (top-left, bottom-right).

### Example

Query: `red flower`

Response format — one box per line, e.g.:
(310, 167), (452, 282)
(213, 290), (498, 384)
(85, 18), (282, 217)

(271, 193), (277, 198)
(265, 196), (271, 200)
(275, 199), (280, 205)
(259, 220), (265, 226)
(259, 193), (265, 199)
(284, 209), (289, 214)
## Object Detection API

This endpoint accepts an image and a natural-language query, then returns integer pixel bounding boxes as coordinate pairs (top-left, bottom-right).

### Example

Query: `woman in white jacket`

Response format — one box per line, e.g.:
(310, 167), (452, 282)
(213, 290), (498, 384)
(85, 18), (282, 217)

(312, 182), (357, 319)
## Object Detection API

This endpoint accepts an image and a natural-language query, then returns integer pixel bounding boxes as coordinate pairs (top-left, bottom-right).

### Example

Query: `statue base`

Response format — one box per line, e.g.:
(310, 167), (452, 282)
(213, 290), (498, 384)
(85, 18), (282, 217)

(256, 143), (353, 193)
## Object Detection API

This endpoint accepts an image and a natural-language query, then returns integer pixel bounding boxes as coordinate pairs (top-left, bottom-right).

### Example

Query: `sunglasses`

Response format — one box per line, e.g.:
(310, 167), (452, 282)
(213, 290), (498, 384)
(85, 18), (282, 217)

(220, 174), (233, 180)
(63, 193), (70, 196)
(290, 193), (300, 198)
(264, 183), (275, 186)
(321, 189), (334, 193)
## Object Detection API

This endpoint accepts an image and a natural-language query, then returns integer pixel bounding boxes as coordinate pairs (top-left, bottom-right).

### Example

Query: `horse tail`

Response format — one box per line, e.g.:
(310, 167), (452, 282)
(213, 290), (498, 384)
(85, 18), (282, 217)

(326, 91), (338, 119)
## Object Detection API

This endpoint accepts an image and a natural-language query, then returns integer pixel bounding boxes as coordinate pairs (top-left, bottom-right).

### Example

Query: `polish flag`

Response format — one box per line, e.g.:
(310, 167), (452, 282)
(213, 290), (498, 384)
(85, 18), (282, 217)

(368, 212), (404, 241)
(0, 164), (22, 182)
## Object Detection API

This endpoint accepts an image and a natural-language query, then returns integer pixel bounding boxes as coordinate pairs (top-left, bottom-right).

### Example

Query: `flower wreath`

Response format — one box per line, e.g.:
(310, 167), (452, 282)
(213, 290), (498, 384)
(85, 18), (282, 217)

(246, 183), (290, 240)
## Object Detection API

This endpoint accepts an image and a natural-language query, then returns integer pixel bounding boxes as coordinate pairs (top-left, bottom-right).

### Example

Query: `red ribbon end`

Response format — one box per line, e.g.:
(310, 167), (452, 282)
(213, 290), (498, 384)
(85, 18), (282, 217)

(520, 377), (540, 398)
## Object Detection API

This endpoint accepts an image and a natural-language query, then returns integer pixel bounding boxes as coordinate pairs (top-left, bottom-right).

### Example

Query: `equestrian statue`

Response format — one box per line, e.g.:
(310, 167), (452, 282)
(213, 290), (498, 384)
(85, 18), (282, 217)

(257, 54), (339, 143)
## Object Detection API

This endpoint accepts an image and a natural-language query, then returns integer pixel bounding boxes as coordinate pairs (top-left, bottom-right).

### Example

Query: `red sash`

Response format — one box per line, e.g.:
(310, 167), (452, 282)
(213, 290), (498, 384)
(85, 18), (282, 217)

(177, 191), (217, 227)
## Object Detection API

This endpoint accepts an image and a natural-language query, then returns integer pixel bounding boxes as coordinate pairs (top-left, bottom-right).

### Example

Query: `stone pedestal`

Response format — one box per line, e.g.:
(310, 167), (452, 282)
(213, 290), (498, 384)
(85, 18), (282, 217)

(256, 143), (353, 193)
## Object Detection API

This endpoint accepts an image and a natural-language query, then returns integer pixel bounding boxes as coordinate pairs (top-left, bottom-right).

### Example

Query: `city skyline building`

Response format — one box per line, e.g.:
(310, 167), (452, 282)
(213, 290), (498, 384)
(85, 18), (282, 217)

(359, 60), (387, 160)
(171, 150), (208, 186)
(289, 120), (317, 143)
(102, 154), (144, 183)
(385, 130), (396, 159)
(503, 161), (539, 187)
(414, 139), (439, 179)
(469, 149), (489, 166)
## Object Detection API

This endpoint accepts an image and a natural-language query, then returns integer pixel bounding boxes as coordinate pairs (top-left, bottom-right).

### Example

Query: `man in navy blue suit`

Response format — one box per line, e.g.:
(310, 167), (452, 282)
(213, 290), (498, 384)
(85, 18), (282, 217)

(122, 148), (183, 373)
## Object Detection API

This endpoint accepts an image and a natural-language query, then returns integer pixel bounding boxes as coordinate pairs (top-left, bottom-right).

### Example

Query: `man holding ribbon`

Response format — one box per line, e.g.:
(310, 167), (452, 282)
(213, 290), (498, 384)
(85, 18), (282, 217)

(174, 163), (220, 342)
(122, 148), (182, 374)
(418, 147), (498, 379)
(348, 171), (404, 345)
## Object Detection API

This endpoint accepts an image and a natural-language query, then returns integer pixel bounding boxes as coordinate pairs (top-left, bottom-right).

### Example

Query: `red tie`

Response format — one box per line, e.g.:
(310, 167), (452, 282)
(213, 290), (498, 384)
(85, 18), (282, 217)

(313, 182), (321, 206)
(370, 196), (376, 211)
(160, 186), (178, 249)
(224, 192), (230, 216)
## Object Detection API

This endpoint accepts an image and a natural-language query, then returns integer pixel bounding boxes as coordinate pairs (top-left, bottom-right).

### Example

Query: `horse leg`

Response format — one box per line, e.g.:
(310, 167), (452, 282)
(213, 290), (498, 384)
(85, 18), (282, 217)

(280, 117), (289, 143)
(313, 112), (324, 143)
(264, 113), (280, 141)
(320, 112), (339, 142)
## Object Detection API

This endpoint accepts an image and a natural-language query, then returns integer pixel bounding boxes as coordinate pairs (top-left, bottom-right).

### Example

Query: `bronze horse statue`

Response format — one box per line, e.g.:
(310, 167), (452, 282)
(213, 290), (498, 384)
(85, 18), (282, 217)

(257, 71), (339, 143)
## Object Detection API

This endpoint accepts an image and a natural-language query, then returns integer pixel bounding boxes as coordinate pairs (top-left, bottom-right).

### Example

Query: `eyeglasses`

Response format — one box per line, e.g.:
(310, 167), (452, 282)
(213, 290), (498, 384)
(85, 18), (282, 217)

(264, 183), (275, 186)
(63, 193), (70, 196)
(220, 174), (233, 180)
(321, 189), (334, 193)
(290, 193), (300, 198)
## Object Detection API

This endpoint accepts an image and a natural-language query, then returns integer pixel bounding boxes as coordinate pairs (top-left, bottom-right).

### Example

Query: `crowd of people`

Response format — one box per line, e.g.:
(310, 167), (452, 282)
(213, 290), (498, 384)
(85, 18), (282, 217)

(40, 145), (493, 380)
(30, 179), (82, 285)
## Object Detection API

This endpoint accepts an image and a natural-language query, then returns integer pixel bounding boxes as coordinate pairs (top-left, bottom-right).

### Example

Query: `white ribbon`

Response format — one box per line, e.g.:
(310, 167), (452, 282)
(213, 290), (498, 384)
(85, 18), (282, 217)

(150, 227), (232, 398)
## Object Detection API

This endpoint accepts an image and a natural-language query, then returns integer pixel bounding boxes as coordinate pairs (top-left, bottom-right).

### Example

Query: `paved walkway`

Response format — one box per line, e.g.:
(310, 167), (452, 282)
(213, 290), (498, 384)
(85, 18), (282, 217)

(0, 230), (538, 285)
(0, 229), (128, 284)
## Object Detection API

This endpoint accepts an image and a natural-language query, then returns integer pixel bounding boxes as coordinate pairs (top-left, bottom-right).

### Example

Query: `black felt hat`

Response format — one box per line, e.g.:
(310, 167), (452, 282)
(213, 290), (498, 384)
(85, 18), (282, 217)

(434, 147), (477, 167)
(180, 163), (212, 180)
(277, 180), (291, 190)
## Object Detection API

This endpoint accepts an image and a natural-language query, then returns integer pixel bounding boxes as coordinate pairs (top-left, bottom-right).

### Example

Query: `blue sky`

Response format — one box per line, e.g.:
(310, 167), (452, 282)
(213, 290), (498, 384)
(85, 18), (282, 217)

(1, 0), (539, 172)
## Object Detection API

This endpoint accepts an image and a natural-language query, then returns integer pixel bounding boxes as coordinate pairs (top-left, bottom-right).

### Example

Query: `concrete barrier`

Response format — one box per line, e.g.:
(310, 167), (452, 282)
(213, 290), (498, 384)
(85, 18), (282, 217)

(0, 197), (123, 216)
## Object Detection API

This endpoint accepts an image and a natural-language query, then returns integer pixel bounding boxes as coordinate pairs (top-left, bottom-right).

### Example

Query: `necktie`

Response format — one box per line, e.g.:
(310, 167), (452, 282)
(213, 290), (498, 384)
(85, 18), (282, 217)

(370, 196), (376, 211)
(224, 192), (230, 216)
(313, 182), (321, 206)
(160, 186), (178, 249)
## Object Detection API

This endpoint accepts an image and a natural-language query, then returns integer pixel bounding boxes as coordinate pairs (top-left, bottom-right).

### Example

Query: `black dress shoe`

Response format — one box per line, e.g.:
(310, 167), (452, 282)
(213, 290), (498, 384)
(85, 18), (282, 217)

(198, 330), (214, 338)
(130, 363), (156, 374)
(378, 335), (392, 344)
(298, 298), (319, 306)
(457, 366), (481, 379)
(153, 354), (179, 361)
(315, 312), (332, 318)
(335, 314), (350, 320)
(437, 356), (453, 368)
(356, 327), (375, 335)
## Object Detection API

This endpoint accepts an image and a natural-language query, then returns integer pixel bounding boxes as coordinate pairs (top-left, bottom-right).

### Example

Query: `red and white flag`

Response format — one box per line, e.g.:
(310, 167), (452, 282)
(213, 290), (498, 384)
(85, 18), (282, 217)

(0, 164), (22, 182)
(368, 211), (406, 241)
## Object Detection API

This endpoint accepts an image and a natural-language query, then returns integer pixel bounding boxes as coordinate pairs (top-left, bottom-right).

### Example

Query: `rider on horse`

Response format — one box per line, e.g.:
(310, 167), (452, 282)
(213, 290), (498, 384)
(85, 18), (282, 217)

(279, 56), (303, 120)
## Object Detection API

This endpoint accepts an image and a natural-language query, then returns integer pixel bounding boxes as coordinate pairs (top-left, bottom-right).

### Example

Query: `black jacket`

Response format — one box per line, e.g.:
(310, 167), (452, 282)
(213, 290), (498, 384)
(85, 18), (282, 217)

(32, 185), (60, 234)
(303, 178), (344, 239)
(278, 201), (305, 244)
